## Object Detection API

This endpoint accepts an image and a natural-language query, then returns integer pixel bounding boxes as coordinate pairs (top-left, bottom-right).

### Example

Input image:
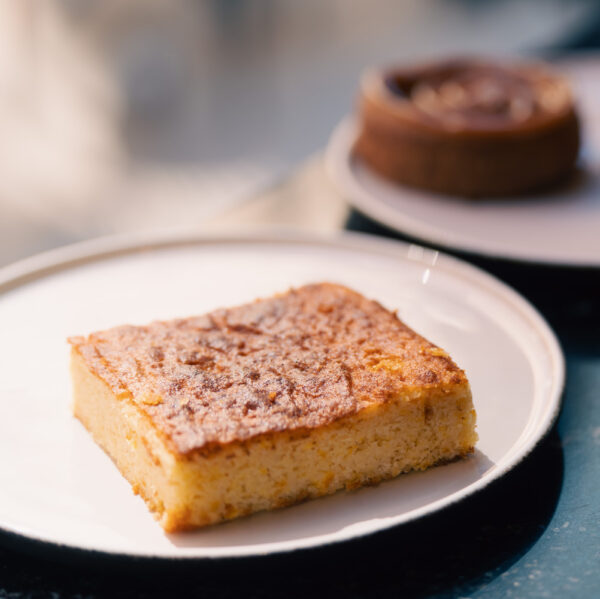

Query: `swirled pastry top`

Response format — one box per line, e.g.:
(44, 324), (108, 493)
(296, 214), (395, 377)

(69, 283), (467, 455)
(363, 58), (575, 134)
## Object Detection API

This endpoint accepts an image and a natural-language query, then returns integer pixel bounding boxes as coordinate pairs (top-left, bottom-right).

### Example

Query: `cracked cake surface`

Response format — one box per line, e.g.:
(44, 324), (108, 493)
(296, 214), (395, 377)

(69, 283), (466, 455)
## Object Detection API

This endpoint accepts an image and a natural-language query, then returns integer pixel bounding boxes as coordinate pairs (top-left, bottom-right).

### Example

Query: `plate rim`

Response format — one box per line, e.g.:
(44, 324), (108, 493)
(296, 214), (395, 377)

(0, 228), (565, 559)
(325, 117), (600, 268)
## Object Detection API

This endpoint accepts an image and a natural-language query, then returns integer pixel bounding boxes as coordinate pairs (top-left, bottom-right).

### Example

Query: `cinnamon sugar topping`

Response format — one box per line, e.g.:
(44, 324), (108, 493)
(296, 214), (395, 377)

(69, 283), (466, 454)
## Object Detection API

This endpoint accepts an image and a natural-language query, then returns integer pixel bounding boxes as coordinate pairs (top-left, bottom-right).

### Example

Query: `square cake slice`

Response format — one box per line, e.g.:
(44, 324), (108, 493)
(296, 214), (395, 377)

(69, 283), (477, 532)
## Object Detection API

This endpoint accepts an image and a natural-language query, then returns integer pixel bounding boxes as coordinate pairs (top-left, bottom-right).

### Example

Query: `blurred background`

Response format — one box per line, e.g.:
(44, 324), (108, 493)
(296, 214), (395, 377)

(1, 0), (599, 266)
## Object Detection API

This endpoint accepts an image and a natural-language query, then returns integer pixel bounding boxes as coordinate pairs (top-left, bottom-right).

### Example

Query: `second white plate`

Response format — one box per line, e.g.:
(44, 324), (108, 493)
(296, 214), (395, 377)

(0, 231), (563, 559)
(325, 58), (600, 267)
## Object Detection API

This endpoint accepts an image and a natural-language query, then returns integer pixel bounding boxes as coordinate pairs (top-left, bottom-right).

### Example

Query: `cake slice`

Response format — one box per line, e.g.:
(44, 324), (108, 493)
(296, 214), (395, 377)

(69, 283), (477, 532)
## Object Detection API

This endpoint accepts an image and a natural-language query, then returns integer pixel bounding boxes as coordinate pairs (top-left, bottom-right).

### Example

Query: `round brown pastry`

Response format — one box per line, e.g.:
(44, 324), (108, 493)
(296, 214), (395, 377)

(355, 58), (580, 197)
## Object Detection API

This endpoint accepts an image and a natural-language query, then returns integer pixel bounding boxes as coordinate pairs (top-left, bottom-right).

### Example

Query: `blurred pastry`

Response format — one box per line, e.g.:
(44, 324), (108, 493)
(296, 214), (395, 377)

(355, 58), (580, 197)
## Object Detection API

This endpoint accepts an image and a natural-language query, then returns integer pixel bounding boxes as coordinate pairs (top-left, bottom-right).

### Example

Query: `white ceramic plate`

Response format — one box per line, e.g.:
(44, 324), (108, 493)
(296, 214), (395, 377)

(325, 59), (600, 266)
(0, 231), (563, 559)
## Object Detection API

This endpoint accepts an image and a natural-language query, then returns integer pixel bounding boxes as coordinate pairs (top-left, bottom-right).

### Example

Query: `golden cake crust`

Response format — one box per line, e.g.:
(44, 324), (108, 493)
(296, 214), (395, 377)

(69, 283), (466, 456)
